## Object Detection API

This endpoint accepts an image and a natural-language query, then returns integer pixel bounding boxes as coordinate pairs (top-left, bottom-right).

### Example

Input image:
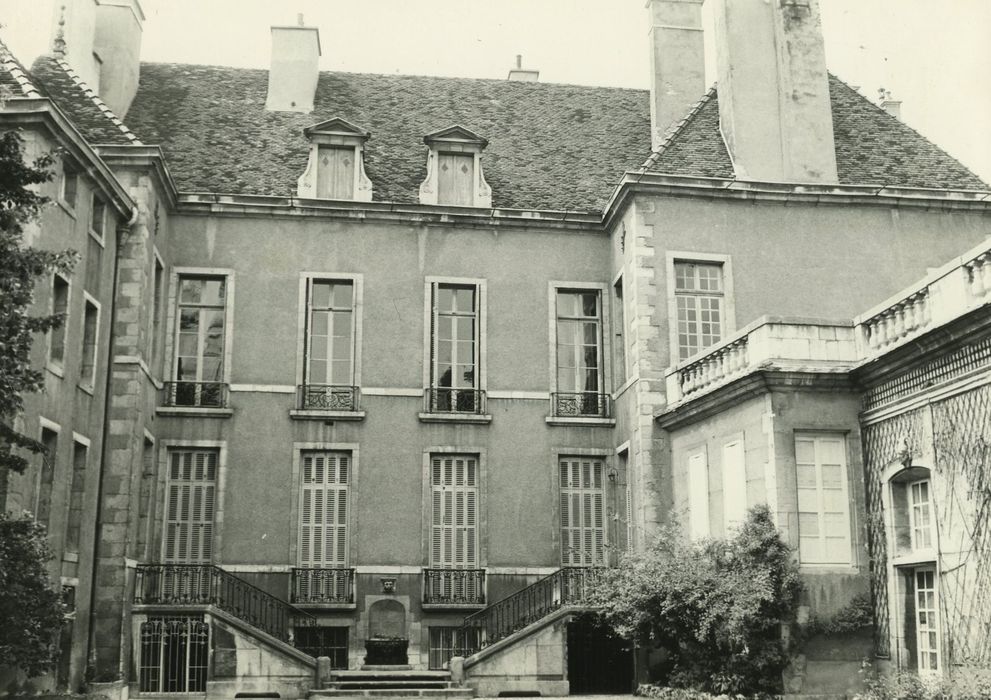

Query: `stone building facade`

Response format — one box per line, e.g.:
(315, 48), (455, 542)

(1, 0), (989, 696)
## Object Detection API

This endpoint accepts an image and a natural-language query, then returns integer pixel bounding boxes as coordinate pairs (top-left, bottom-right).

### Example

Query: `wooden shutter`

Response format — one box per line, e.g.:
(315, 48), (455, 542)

(299, 452), (349, 567)
(559, 457), (604, 566)
(164, 450), (217, 563)
(316, 146), (356, 199)
(430, 455), (478, 568)
(721, 440), (747, 531)
(687, 450), (710, 539)
(437, 153), (475, 205)
(796, 435), (851, 564)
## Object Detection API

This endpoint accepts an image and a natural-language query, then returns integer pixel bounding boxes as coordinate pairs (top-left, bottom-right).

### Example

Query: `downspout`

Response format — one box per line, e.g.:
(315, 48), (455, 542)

(86, 202), (138, 679)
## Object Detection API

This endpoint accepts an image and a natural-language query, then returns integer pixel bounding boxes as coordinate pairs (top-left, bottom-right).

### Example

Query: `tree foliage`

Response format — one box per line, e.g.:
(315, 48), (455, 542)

(0, 129), (77, 475)
(0, 512), (65, 675)
(587, 505), (803, 695)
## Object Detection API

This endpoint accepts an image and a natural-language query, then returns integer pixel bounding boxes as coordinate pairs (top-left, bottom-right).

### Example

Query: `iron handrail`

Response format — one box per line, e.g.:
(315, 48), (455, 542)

(297, 384), (361, 411)
(424, 387), (486, 414)
(163, 381), (229, 408)
(291, 567), (356, 604)
(551, 391), (611, 418)
(422, 568), (486, 605)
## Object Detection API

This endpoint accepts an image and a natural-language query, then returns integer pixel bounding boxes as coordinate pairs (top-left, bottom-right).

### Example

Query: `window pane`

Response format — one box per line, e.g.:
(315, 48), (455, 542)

(312, 283), (332, 308)
(332, 283), (353, 309)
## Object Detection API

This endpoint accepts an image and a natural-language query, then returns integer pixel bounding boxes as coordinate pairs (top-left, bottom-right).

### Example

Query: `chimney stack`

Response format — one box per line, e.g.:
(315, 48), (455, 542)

(93, 0), (145, 117)
(50, 1), (100, 89)
(266, 15), (321, 112)
(712, 0), (838, 183)
(878, 88), (902, 120)
(507, 55), (539, 82)
(646, 0), (705, 150)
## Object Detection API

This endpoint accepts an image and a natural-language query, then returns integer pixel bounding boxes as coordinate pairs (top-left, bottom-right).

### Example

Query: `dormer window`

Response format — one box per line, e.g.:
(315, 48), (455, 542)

(419, 125), (492, 208)
(297, 118), (373, 202)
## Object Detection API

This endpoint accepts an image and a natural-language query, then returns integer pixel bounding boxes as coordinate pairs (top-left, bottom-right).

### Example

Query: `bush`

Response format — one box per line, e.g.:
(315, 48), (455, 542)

(0, 513), (65, 676)
(588, 505), (803, 696)
(807, 591), (873, 636)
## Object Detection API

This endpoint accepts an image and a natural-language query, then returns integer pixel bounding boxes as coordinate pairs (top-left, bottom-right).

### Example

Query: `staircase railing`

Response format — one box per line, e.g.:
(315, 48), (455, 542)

(461, 566), (595, 652)
(133, 564), (315, 645)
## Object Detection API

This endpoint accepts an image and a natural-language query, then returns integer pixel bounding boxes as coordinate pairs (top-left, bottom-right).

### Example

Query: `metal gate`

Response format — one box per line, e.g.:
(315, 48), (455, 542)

(139, 616), (209, 693)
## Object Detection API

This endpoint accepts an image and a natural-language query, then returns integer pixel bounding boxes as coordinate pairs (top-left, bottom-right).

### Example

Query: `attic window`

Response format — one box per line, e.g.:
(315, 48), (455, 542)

(297, 118), (372, 202)
(419, 126), (492, 208)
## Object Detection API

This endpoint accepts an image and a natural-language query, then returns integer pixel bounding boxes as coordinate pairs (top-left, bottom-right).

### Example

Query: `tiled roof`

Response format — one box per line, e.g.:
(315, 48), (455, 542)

(646, 75), (987, 191)
(0, 39), (42, 98)
(28, 55), (140, 145)
(123, 64), (652, 211)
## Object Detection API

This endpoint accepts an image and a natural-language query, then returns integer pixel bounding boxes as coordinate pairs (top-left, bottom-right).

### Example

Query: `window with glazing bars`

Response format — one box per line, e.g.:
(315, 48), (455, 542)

(559, 456), (605, 566)
(555, 290), (603, 412)
(430, 454), (478, 568)
(298, 451), (349, 568)
(909, 480), (933, 550)
(305, 280), (354, 387)
(163, 449), (217, 564)
(174, 276), (226, 404)
(674, 262), (723, 360)
(48, 274), (69, 366)
(429, 284), (479, 411)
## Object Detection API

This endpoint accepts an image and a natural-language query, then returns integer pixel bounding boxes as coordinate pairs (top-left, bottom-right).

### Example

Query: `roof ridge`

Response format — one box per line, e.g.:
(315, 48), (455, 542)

(640, 84), (718, 170)
(52, 56), (142, 145)
(0, 38), (42, 98)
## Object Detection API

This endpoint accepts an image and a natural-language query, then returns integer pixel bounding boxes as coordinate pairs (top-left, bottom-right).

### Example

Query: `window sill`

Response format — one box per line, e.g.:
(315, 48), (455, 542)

(421, 602), (487, 611)
(56, 199), (77, 218)
(797, 564), (860, 575)
(62, 551), (79, 563)
(292, 602), (357, 611)
(77, 382), (95, 396)
(156, 406), (233, 418)
(289, 409), (366, 422)
(418, 412), (492, 424)
(892, 551), (938, 567)
(88, 229), (106, 248)
(545, 416), (616, 427)
(46, 362), (65, 379)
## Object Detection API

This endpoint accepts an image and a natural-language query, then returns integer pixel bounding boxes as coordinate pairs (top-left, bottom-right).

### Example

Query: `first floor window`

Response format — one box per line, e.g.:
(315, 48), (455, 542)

(559, 456), (605, 566)
(429, 283), (480, 412)
(79, 298), (99, 388)
(674, 261), (724, 360)
(305, 279), (355, 387)
(298, 451), (350, 568)
(555, 289), (604, 416)
(795, 433), (852, 564)
(163, 449), (217, 563)
(173, 275), (227, 407)
(430, 454), (478, 568)
(48, 274), (70, 366)
(909, 480), (934, 550)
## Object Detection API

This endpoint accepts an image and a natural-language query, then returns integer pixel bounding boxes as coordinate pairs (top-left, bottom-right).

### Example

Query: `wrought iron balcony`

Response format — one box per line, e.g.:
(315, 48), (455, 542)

(424, 387), (486, 414)
(133, 564), (314, 644)
(163, 381), (228, 408)
(551, 391), (611, 418)
(422, 568), (486, 605)
(291, 567), (355, 604)
(298, 384), (361, 412)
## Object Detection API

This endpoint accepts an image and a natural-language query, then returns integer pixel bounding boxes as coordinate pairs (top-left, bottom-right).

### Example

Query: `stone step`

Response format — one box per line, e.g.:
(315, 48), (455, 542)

(333, 670), (451, 680)
(330, 681), (456, 691)
(309, 690), (474, 699)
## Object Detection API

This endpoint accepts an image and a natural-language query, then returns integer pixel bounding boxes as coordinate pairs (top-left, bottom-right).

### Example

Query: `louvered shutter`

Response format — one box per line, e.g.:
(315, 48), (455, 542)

(299, 451), (349, 567)
(164, 449), (217, 563)
(430, 455), (478, 568)
(559, 457), (605, 566)
(688, 451), (710, 539)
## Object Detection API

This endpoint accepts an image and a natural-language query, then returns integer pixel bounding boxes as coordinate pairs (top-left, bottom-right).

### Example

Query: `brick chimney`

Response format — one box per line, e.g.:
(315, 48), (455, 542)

(712, 0), (838, 183)
(646, 0), (705, 150)
(507, 55), (539, 82)
(93, 0), (144, 117)
(266, 14), (321, 113)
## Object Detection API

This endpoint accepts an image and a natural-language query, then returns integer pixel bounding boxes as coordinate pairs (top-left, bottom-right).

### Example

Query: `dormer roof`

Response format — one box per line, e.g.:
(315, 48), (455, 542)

(423, 125), (488, 148)
(303, 117), (370, 140)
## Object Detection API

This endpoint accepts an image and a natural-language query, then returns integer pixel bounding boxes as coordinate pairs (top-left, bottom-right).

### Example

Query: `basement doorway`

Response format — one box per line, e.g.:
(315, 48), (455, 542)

(566, 613), (634, 694)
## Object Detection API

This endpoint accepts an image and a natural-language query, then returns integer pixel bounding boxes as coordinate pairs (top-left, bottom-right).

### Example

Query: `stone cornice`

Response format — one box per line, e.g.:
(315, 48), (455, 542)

(95, 144), (180, 210)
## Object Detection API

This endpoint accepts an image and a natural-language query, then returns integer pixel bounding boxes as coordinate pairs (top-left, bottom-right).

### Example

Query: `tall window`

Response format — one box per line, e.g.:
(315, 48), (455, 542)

(298, 451), (350, 568)
(612, 276), (626, 389)
(35, 427), (59, 528)
(560, 456), (605, 566)
(722, 439), (747, 532)
(914, 568), (940, 671)
(909, 480), (934, 550)
(48, 274), (70, 367)
(437, 153), (475, 206)
(60, 166), (78, 209)
(429, 283), (479, 412)
(64, 440), (88, 553)
(163, 449), (217, 564)
(85, 234), (102, 294)
(90, 195), (106, 242)
(795, 433), (852, 564)
(316, 146), (356, 199)
(674, 261), (724, 360)
(305, 280), (354, 387)
(687, 449), (710, 540)
(430, 454), (478, 568)
(173, 276), (226, 407)
(149, 257), (164, 366)
(79, 298), (99, 389)
(555, 289), (604, 416)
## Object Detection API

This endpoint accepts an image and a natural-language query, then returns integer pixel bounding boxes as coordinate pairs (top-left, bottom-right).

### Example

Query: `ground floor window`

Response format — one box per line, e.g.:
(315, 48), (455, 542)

(139, 615), (209, 693)
(914, 568), (940, 672)
(294, 626), (349, 669)
(428, 626), (480, 670)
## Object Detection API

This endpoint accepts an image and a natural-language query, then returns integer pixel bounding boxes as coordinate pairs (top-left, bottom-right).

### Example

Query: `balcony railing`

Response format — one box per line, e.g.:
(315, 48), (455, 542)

(133, 564), (314, 644)
(424, 387), (486, 414)
(422, 568), (486, 605)
(163, 381), (228, 408)
(291, 567), (355, 604)
(551, 391), (611, 418)
(462, 567), (595, 650)
(297, 385), (360, 411)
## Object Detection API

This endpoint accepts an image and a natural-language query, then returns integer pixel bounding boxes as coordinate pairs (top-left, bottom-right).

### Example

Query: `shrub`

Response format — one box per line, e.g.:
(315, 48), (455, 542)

(587, 505), (803, 695)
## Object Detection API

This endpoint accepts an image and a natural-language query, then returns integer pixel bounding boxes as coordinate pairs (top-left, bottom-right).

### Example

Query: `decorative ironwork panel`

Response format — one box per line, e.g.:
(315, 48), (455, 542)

(425, 388), (485, 414)
(552, 392), (611, 418)
(862, 407), (926, 658)
(163, 381), (227, 408)
(294, 626), (349, 669)
(422, 569), (486, 605)
(299, 385), (360, 411)
(864, 335), (991, 411)
(291, 567), (355, 604)
(139, 616), (209, 693)
(429, 626), (481, 670)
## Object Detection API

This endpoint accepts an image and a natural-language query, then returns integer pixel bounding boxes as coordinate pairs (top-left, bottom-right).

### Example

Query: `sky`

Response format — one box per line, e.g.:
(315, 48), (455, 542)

(1, 0), (989, 185)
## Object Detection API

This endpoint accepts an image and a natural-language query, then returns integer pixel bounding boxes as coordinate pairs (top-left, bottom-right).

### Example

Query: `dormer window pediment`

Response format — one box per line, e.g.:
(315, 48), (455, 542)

(297, 117), (373, 201)
(419, 124), (492, 208)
